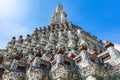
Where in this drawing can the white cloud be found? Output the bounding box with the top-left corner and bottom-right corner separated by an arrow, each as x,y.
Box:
0,0 -> 29,20
0,0 -> 30,49
0,0 -> 17,18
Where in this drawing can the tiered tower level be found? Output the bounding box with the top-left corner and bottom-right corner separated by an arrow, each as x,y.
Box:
0,4 -> 120,80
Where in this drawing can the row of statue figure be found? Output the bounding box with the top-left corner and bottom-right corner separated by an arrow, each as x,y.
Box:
6,23 -> 104,58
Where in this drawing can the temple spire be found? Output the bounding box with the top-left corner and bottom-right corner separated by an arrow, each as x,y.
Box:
50,4 -> 68,25
56,3 -> 64,12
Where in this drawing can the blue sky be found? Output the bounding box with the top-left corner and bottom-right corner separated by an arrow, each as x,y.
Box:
0,0 -> 120,49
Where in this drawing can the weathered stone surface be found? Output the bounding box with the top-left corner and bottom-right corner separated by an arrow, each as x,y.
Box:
0,3 -> 120,80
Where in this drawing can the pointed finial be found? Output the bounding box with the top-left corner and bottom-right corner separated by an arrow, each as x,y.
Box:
56,3 -> 63,12
49,3 -> 68,25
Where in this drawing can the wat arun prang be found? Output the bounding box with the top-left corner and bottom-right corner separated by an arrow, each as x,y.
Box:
0,4 -> 120,80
